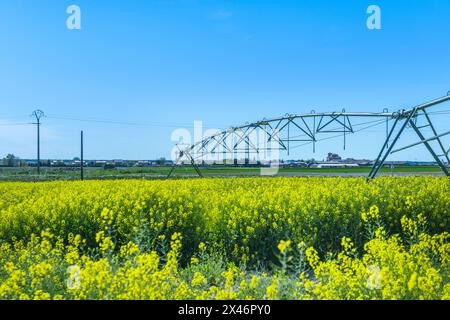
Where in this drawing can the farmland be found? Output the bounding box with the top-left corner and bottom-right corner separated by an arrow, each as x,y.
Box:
0,176 -> 449,299
0,165 -> 444,182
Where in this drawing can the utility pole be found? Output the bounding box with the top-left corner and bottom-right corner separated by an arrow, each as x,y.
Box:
81,130 -> 84,180
32,110 -> 45,174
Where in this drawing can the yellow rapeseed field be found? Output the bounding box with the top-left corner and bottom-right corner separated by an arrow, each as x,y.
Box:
0,176 -> 449,299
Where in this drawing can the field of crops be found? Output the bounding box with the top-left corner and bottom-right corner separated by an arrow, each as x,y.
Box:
0,165 -> 444,182
0,177 -> 449,300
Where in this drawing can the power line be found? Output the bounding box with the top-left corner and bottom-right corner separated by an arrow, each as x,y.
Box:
4,108 -> 450,130
0,122 -> 32,126
45,114 -> 229,129
428,109 -> 450,114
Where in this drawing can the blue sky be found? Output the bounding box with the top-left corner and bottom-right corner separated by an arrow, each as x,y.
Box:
1,0 -> 450,161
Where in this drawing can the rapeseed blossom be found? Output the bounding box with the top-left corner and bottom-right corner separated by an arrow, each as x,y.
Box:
0,177 -> 448,300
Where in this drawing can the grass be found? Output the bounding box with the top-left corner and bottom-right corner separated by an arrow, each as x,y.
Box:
0,165 -> 445,182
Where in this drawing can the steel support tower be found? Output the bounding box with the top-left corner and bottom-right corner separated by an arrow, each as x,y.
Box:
168,93 -> 450,179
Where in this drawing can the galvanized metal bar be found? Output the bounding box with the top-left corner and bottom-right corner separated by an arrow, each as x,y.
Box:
383,108 -> 390,149
300,116 -> 315,140
235,127 -> 260,152
167,146 -> 184,178
316,114 -> 340,132
312,111 -> 316,153
287,120 -> 290,156
408,121 -> 449,176
317,113 -> 353,133
403,94 -> 450,114
290,118 -> 314,140
368,116 -> 403,179
281,139 -> 317,142
346,116 -> 354,133
390,131 -> 450,154
258,124 -> 288,150
233,126 -> 255,149
423,109 -> 450,164
316,115 -> 324,133
269,119 -> 284,138
342,109 -> 348,150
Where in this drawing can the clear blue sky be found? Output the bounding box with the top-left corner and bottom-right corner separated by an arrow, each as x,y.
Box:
1,0 -> 450,161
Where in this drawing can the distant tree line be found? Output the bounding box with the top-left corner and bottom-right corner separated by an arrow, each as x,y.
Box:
0,154 -> 172,168
0,154 -> 27,167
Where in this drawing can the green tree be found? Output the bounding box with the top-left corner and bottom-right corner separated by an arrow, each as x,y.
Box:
156,157 -> 166,165
3,154 -> 19,167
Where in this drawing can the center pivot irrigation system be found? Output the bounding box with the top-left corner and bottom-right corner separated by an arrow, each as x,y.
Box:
168,93 -> 450,179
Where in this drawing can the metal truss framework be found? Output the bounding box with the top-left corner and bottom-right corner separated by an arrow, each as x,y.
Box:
168,94 -> 450,179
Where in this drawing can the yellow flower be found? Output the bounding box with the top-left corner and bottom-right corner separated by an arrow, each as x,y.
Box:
249,275 -> 260,290
361,205 -> 380,222
99,237 -> 115,253
171,232 -> 181,241
95,231 -> 104,243
191,272 -> 207,287
408,272 -> 418,291
277,240 -> 291,254
33,290 -> 51,300
266,278 -> 279,300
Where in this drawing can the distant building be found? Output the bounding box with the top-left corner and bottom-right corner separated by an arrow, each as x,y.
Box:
50,160 -> 66,167
95,160 -> 108,166
135,160 -> 152,167
326,153 -> 342,162
317,163 -> 359,169
282,160 -> 308,167
342,158 -> 373,166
